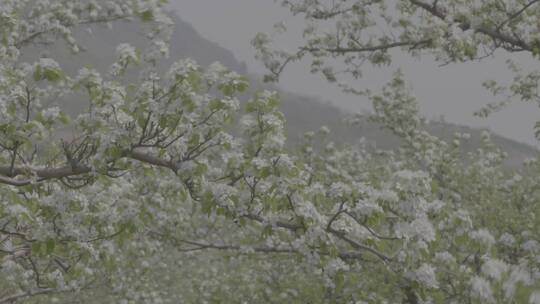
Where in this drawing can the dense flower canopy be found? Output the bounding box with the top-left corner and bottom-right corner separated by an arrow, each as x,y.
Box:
0,0 -> 539,303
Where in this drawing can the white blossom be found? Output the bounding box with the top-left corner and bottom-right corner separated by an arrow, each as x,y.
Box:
412,264 -> 439,289
469,229 -> 495,246
470,276 -> 494,302
481,258 -> 508,281
530,291 -> 540,304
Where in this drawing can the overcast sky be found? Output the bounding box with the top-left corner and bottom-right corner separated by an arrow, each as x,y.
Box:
170,0 -> 540,147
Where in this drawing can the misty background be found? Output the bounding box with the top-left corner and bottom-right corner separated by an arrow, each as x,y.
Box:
25,1 -> 539,168
171,0 -> 540,147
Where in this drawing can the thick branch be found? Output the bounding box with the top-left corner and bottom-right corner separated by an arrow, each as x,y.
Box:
0,165 -> 90,179
0,147 -> 178,186
174,239 -> 365,261
0,288 -> 57,304
303,39 -> 432,55
243,213 -> 391,263
176,239 -> 296,254
125,149 -> 176,171
327,227 -> 391,263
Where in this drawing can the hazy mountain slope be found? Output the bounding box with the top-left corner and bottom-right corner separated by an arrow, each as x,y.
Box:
22,13 -> 537,168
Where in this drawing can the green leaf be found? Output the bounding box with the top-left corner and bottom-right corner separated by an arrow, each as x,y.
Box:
31,242 -> 42,255
46,238 -> 55,254
140,10 -> 154,22
43,68 -> 63,82
33,65 -> 42,81
108,146 -> 123,159
220,83 -> 234,97
209,99 -> 224,111
58,112 -> 70,124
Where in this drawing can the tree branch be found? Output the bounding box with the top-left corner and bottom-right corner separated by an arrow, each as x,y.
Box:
408,0 -> 534,52
303,39 -> 433,55
0,147 -> 180,186
496,0 -> 540,31
0,288 -> 57,304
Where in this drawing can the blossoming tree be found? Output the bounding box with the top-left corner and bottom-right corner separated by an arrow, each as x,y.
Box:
0,0 -> 539,303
